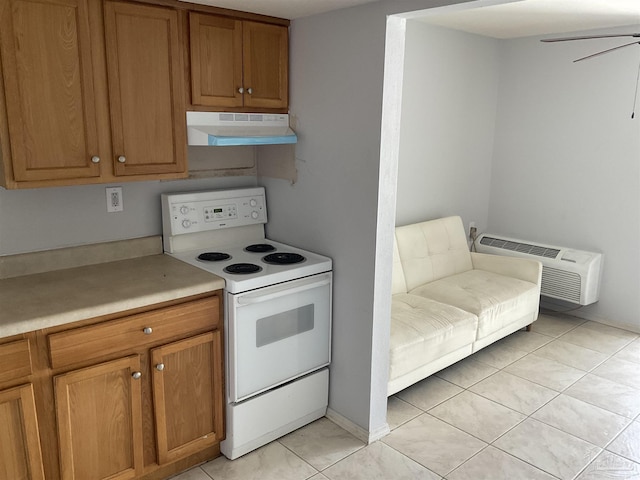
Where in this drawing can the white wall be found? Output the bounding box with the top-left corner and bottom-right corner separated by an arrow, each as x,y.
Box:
396,21 -> 499,231
490,29 -> 640,331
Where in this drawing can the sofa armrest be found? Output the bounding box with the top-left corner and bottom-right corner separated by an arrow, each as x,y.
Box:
471,252 -> 542,286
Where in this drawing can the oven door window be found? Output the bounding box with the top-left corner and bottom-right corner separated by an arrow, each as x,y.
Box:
256,304 -> 315,348
228,272 -> 332,402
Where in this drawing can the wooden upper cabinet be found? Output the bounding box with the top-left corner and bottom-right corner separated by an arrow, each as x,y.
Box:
242,21 -> 288,109
0,0 -> 102,182
104,1 -> 187,177
189,14 -> 243,108
189,14 -> 288,110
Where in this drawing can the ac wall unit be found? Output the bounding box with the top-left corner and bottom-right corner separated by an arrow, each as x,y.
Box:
475,234 -> 602,306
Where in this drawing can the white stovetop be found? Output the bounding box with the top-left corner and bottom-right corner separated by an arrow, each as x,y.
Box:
167,239 -> 332,294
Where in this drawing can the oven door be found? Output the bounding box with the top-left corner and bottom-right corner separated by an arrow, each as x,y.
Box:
227,272 -> 332,403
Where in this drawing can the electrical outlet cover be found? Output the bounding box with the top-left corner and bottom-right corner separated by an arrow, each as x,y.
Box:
106,187 -> 123,212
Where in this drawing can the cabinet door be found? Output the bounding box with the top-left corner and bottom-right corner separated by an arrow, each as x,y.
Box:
0,384 -> 45,480
54,355 -> 144,480
189,13 -> 243,108
104,1 -> 186,177
242,22 -> 288,109
151,331 -> 223,465
0,0 -> 101,182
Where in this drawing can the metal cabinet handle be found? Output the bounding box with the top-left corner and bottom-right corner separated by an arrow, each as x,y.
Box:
91,156 -> 100,164
143,327 -> 152,335
156,363 -> 165,371
238,87 -> 244,94
247,87 -> 253,95
117,155 -> 126,163
132,371 -> 142,379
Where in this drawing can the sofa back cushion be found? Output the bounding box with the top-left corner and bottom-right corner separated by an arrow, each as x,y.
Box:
395,216 -> 473,291
392,238 -> 408,294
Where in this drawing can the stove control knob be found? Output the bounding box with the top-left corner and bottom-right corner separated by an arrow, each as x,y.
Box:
250,199 -> 257,207
251,211 -> 259,219
182,219 -> 192,229
180,206 -> 189,215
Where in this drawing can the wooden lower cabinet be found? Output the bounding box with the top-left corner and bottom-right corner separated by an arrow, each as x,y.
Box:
152,331 -> 223,465
40,293 -> 224,480
54,356 -> 144,480
0,384 -> 45,480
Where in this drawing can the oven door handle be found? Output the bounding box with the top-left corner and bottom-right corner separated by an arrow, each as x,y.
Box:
236,277 -> 331,306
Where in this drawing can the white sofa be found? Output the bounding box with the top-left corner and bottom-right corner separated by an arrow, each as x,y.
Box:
388,216 -> 542,396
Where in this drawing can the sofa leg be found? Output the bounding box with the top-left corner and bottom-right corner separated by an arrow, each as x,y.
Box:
525,324 -> 532,332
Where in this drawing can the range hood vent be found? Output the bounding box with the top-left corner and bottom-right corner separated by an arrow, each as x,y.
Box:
187,111 -> 297,146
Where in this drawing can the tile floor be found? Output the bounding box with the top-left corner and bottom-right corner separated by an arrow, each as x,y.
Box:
170,312 -> 640,480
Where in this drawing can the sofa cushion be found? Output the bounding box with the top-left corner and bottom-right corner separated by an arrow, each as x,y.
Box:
395,216 -> 473,291
392,239 -> 408,295
389,294 -> 478,382
410,269 -> 539,341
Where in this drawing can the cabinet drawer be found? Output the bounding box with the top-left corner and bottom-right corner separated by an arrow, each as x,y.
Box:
49,296 -> 220,369
0,340 -> 32,384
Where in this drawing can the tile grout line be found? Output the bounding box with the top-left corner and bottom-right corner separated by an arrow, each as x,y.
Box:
389,317 -> 638,480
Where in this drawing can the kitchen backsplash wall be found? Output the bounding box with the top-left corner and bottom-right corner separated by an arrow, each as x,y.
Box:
0,175 -> 256,256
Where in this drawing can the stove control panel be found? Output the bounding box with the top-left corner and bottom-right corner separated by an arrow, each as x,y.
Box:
161,188 -> 267,236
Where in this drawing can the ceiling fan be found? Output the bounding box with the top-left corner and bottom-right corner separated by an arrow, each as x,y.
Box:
541,33 -> 640,62
541,33 -> 640,118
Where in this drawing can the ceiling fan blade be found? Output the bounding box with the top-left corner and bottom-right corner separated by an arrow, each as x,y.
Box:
574,41 -> 640,62
542,33 -> 640,43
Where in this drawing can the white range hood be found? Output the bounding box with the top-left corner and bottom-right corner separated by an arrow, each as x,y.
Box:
186,111 -> 297,146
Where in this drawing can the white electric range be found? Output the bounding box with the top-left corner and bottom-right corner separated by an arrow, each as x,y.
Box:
161,187 -> 332,460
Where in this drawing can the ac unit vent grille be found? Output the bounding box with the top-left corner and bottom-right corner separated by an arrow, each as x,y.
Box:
479,236 -> 560,259
541,267 -> 581,303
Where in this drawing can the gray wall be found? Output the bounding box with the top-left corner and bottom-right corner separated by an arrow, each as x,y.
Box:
489,29 -> 640,331
0,175 -> 255,254
260,0 -> 473,438
396,21 -> 499,231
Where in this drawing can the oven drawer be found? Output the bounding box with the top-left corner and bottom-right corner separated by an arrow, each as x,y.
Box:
0,339 -> 32,383
49,296 -> 220,369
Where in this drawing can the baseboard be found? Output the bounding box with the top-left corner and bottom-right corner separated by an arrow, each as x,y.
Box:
567,312 -> 640,334
325,408 -> 390,444
541,306 -> 640,334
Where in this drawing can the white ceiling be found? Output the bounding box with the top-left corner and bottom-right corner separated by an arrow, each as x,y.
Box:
412,0 -> 640,39
181,0 -> 640,38
177,0 -> 381,20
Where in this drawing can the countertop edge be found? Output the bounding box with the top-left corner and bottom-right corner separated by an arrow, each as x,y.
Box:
0,254 -> 225,339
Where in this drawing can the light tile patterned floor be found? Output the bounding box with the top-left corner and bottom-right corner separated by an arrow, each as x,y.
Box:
170,312 -> 640,480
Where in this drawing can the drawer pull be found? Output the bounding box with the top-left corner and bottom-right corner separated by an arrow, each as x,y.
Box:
132,371 -> 142,379
143,327 -> 153,335
156,363 -> 165,372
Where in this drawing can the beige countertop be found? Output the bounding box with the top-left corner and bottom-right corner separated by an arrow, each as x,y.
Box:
0,254 -> 224,338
